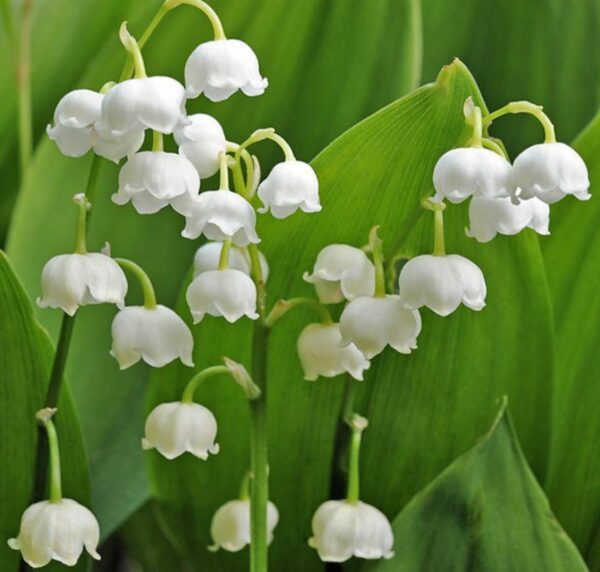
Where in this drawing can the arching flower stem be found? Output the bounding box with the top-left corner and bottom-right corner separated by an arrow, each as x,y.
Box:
114,258 -> 157,309
481,137 -> 508,159
181,365 -> 229,403
239,471 -> 251,501
239,128 -> 296,162
346,414 -> 368,504
36,408 -> 62,503
483,100 -> 556,143
264,297 -> 333,328
119,22 -> 147,79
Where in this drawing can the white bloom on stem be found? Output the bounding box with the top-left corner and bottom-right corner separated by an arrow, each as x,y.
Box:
185,39 -> 268,102
433,147 -> 514,203
193,242 -> 269,281
210,499 -> 279,552
308,500 -> 394,563
466,195 -> 550,243
8,499 -> 101,567
304,245 -> 375,304
512,142 -> 591,204
113,151 -> 200,216
182,191 -> 259,246
110,305 -> 194,369
186,269 -> 258,323
297,323 -> 370,381
142,401 -> 219,460
101,76 -> 187,135
339,296 -> 421,359
399,254 -> 486,316
174,113 -> 227,178
91,121 -> 145,164
257,160 -> 321,219
37,253 -> 128,316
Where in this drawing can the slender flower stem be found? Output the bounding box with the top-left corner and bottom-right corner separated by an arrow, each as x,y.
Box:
219,152 -> 230,190
119,22 -> 147,79
264,297 -> 333,328
114,258 -> 157,309
229,143 -> 256,199
346,415 -> 368,504
368,226 -> 386,297
483,100 -> 556,143
218,239 -> 232,270
181,365 -> 229,403
164,0 -> 226,40
239,471 -> 251,500
468,106 -> 483,148
73,194 -> 90,254
16,0 -> 33,179
36,409 -> 62,503
433,208 -> 445,256
152,130 -> 164,152
240,128 -> 296,162
481,137 -> 508,159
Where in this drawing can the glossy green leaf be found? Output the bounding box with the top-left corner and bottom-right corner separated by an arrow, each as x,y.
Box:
364,401 -> 586,572
0,251 -> 89,571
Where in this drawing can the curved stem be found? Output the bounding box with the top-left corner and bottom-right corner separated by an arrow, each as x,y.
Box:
240,128 -> 296,162
114,258 -> 157,309
119,22 -> 147,79
239,471 -> 251,501
181,365 -> 229,403
346,415 -> 367,504
218,239 -> 231,270
164,0 -> 226,40
483,100 -> 556,143
16,0 -> 33,179
481,137 -> 508,159
264,297 -> 333,328
36,410 -> 62,503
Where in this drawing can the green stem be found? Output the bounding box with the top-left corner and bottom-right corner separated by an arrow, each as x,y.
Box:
368,226 -> 386,297
119,22 -> 147,79
219,152 -> 230,190
433,208 -> 445,256
164,0 -> 226,40
481,137 -> 508,159
17,0 -> 33,179
240,129 -> 296,162
36,410 -> 62,503
44,315 -> 76,408
73,195 -> 89,254
468,105 -> 483,147
264,297 -> 333,328
248,244 -> 266,317
483,100 -> 556,143
218,239 -> 231,270
152,130 -> 164,152
181,365 -> 229,403
239,471 -> 251,501
114,258 -> 157,309
346,415 -> 367,504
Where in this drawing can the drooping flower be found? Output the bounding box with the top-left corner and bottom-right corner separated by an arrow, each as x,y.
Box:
257,160 -> 321,219
186,269 -> 258,323
210,499 -> 279,552
185,39 -> 268,102
91,121 -> 145,164
297,323 -> 370,381
110,305 -> 194,369
433,147 -> 514,203
512,142 -> 591,204
142,401 -> 219,460
8,499 -> 101,567
193,242 -> 269,281
304,245 -> 375,304
308,500 -> 394,562
339,296 -> 421,359
466,195 -> 550,243
174,113 -> 227,178
399,254 -> 486,316
182,191 -> 259,246
37,252 -> 128,316
113,151 -> 200,216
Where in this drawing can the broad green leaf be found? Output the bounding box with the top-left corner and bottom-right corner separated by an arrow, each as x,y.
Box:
364,401 -> 586,572
0,251 -> 89,571
145,60 -> 554,570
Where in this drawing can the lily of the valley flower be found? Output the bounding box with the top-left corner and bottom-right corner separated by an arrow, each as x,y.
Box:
110,305 -> 194,369
174,113 -> 227,178
466,195 -> 550,243
193,242 -> 269,281
340,296 -> 421,358
257,160 -> 321,219
210,499 -> 279,552
304,245 -> 375,304
297,323 -> 370,381
186,268 -> 258,323
512,142 -> 591,204
399,254 -> 487,316
142,401 -> 219,460
182,191 -> 259,245
113,151 -> 200,216
433,147 -> 514,203
185,39 -> 268,102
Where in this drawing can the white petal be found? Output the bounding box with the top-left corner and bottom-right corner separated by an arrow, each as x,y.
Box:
53,89 -> 103,128
47,123 -> 92,157
193,242 -> 249,276
92,121 -> 145,163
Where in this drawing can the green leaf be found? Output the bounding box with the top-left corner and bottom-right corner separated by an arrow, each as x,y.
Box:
0,251 -> 89,571
363,400 -> 587,572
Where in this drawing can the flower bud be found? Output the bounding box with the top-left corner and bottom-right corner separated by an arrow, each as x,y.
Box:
399,254 -> 486,316
339,296 -> 421,358
185,39 -> 268,102
186,269 -> 258,323
37,253 -> 128,316
142,401 -> 219,460
304,245 -> 375,304
210,499 -> 279,552
193,242 -> 269,281
8,499 -> 101,567
110,305 -> 194,369
308,500 -> 394,562
297,323 -> 370,381
512,142 -> 590,204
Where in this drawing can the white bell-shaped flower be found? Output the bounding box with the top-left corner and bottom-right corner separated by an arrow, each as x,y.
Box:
297,323 -> 370,381
186,269 -> 258,323
91,120 -> 145,164
47,123 -> 94,157
399,254 -> 486,316
142,401 -> 219,460
512,142 -> 591,204
304,245 -> 375,304
257,160 -> 321,219
110,305 -> 194,369
308,500 -> 394,562
37,253 -> 128,316
466,195 -> 550,243
339,296 -> 421,359
8,499 -> 101,567
433,147 -> 514,203
193,242 -> 269,281
113,151 -> 200,216
185,39 -> 268,102
182,191 -> 259,246
174,113 -> 227,178
210,499 -> 279,552
101,76 -> 187,135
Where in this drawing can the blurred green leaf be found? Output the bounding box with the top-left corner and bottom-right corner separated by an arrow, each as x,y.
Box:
364,400 -> 586,572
